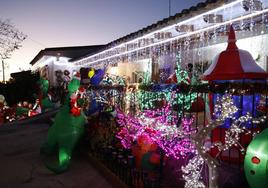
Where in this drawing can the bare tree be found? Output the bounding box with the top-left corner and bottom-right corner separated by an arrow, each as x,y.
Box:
0,19 -> 27,82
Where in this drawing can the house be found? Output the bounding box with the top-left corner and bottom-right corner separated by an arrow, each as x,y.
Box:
30,0 -> 268,84
30,45 -> 104,86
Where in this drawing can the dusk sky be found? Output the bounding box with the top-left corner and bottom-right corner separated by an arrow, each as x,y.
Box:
0,0 -> 203,76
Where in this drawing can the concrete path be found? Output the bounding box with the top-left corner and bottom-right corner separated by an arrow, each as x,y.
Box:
0,123 -> 114,188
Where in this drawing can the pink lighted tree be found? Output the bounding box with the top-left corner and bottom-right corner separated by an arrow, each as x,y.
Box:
116,105 -> 196,160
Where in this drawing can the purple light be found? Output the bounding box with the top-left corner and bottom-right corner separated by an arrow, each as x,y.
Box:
116,106 -> 196,159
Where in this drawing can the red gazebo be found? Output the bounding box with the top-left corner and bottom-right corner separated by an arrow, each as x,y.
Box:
202,25 -> 268,163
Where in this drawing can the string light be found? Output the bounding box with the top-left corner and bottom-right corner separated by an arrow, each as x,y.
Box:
182,155 -> 205,188
182,93 -> 266,188
116,105 -> 196,159
86,82 -> 267,188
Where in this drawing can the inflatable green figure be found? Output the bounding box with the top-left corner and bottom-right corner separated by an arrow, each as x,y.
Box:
39,77 -> 54,111
41,76 -> 86,173
244,128 -> 268,188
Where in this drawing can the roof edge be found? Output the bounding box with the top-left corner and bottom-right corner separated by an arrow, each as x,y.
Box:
30,45 -> 105,66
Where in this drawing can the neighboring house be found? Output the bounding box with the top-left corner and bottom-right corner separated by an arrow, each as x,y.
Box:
30,45 -> 104,86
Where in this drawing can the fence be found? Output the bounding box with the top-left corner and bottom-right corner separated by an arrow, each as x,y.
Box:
85,82 -> 268,187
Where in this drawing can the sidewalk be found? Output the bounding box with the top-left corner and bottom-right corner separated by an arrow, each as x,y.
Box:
0,123 -> 114,188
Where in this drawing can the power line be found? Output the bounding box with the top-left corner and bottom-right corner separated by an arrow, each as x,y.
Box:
28,36 -> 47,48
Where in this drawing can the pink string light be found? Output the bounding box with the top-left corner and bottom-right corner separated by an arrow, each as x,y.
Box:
116,106 -> 196,159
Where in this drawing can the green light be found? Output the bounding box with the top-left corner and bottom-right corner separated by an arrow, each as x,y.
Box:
244,128 -> 268,188
59,148 -> 71,166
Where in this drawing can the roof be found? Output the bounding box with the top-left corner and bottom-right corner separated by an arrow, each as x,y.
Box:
72,0 -> 224,62
105,0 -> 221,47
202,25 -> 268,80
30,0 -> 226,64
10,70 -> 32,79
30,45 -> 105,65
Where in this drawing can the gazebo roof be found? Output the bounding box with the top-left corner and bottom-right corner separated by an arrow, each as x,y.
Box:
202,25 -> 268,81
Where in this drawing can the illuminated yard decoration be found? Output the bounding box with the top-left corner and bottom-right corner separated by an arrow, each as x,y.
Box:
174,53 -> 190,85
39,77 -> 54,112
116,109 -> 142,149
203,25 -> 268,128
244,128 -> 268,188
84,73 -> 126,115
182,93 -> 266,188
132,54 -> 197,115
182,25 -> 268,188
41,76 -> 87,173
140,108 -> 196,159
117,89 -> 266,187
102,73 -> 126,86
182,155 -> 205,188
116,105 -> 196,159
172,54 -> 197,109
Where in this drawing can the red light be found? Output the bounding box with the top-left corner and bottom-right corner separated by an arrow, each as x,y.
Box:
251,156 -> 260,164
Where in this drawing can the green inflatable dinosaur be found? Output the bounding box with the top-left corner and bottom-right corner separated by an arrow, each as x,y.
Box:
41,77 -> 86,173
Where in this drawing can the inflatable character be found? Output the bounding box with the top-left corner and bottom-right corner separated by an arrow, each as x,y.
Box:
41,74 -> 86,173
132,134 -> 160,171
80,67 -> 105,86
0,95 -> 7,124
28,99 -> 42,117
80,67 -> 106,116
244,128 -> 268,188
39,77 -> 54,112
16,101 -> 30,119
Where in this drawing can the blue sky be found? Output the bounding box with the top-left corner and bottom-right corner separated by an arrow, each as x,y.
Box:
0,0 -> 203,74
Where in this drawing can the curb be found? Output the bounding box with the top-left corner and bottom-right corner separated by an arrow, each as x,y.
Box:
1,108 -> 59,126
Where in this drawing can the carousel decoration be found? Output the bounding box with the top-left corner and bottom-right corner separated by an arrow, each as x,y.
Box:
203,25 -> 268,127
190,24 -> 268,187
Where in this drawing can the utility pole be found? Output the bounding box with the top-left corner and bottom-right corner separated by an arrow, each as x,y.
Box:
169,0 -> 171,17
1,60 -> 4,83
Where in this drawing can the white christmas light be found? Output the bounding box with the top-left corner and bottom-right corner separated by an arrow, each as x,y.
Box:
182,93 -> 266,188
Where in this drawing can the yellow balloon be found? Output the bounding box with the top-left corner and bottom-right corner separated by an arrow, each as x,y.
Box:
88,69 -> 95,78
